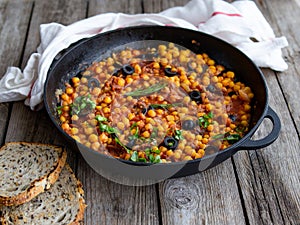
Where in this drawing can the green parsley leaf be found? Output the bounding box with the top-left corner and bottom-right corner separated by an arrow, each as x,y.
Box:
150,127 -> 158,139
56,105 -> 63,115
212,132 -> 242,144
174,130 -> 183,140
71,94 -> 96,115
145,148 -> 151,156
114,136 -> 131,153
95,115 -> 107,122
153,155 -> 161,163
138,158 -> 147,162
199,112 -> 214,128
130,151 -> 138,162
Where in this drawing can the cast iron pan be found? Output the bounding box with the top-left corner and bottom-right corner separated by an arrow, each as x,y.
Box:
44,26 -> 281,185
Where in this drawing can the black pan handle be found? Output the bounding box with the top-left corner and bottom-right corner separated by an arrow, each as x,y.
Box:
238,106 -> 281,150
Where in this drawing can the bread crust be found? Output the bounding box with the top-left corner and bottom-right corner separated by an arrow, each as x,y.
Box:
0,142 -> 67,206
65,164 -> 87,225
0,164 -> 86,225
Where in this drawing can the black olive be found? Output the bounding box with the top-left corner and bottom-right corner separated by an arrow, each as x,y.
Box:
147,105 -> 154,111
207,84 -> 216,93
228,114 -> 237,122
141,105 -> 154,115
189,90 -> 202,103
112,69 -> 121,77
164,67 -> 177,77
141,107 -> 147,115
182,120 -> 196,130
75,71 -> 83,79
126,139 -> 136,149
122,65 -> 135,75
163,136 -> 178,150
88,78 -> 100,88
228,91 -> 236,97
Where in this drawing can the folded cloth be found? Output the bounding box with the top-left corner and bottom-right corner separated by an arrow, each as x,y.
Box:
0,0 -> 288,110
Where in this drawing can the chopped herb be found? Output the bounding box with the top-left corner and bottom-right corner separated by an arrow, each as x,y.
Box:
56,105 -> 63,115
138,158 -> 147,162
95,115 -> 117,134
145,148 -> 151,156
198,112 -> 214,128
95,115 -> 131,152
130,151 -> 138,162
114,136 -> 131,153
99,123 -> 118,134
130,122 -> 138,129
129,126 -> 139,140
143,147 -> 161,163
235,125 -> 246,133
225,134 -> 242,143
212,133 -> 225,139
95,115 -> 108,122
152,155 -> 161,163
124,82 -> 167,97
71,94 -> 96,115
149,154 -> 154,162
174,130 -> 183,140
212,132 -> 242,144
150,127 -> 158,139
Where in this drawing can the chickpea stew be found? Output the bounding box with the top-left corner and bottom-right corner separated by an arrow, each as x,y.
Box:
56,40 -> 254,163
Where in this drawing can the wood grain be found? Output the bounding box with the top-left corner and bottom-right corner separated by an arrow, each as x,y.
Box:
0,0 -> 33,145
4,0 -> 87,168
159,160 -> 246,225
88,0 -> 143,16
232,1 -> 300,224
77,157 -> 160,225
259,0 -> 300,134
142,0 -> 190,13
232,69 -> 300,224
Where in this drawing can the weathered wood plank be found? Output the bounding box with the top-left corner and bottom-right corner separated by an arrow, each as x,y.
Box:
232,0 -> 300,224
77,157 -> 160,225
159,160 -> 246,225
88,0 -> 143,16
5,0 -> 87,161
0,0 -> 33,144
142,0 -> 190,13
20,0 -> 87,68
0,0 -> 33,76
233,69 -> 300,224
257,0 -> 300,133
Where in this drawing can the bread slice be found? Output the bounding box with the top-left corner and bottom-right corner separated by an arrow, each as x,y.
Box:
0,164 -> 86,225
0,142 -> 67,206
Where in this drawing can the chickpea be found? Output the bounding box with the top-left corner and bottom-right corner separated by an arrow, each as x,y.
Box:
147,109 -> 156,117
88,134 -> 98,143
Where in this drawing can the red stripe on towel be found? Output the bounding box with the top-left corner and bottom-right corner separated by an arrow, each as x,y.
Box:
211,11 -> 242,17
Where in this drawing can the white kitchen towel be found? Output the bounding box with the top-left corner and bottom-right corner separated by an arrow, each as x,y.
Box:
0,0 -> 288,110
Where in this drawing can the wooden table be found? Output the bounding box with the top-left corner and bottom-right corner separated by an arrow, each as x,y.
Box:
1,0 -> 299,224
